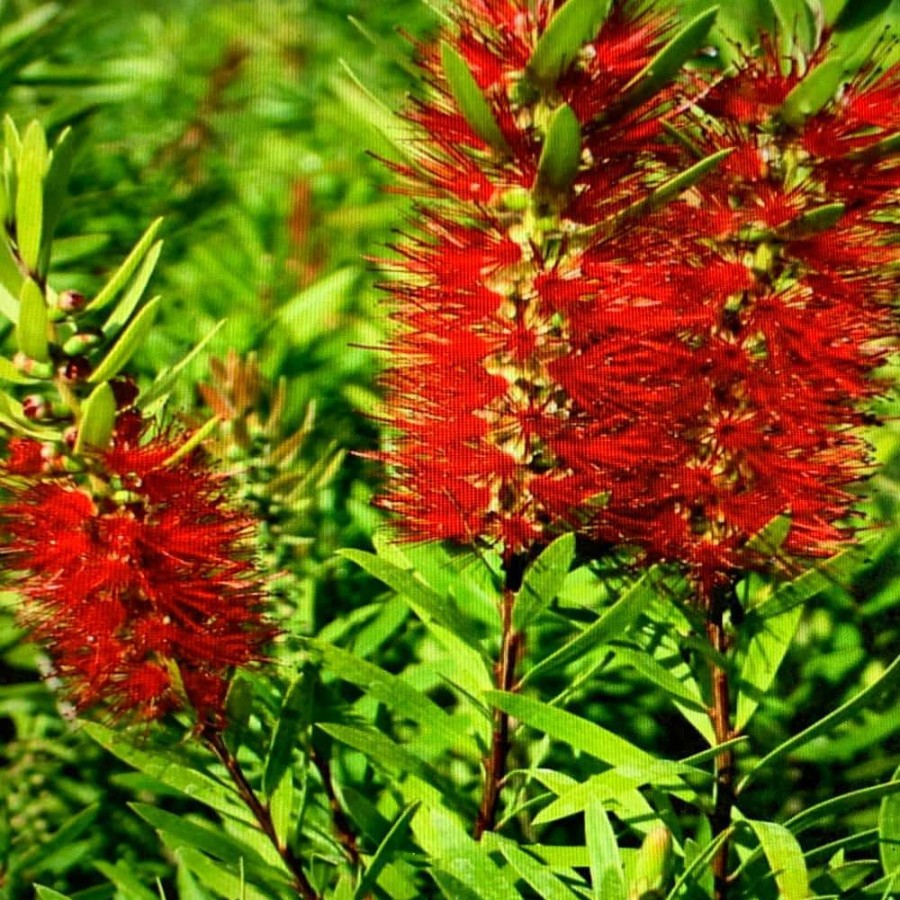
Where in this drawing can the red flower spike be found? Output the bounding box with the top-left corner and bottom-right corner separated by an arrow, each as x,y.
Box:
379,1 -> 898,599
1,430 -> 274,724
377,0 -> 694,563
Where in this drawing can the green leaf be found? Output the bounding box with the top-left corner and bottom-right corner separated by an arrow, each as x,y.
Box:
130,803 -> 285,884
16,120 -> 47,272
664,828 -> 732,900
305,638 -> 476,757
514,533 -> 576,631
536,103 -> 582,199
102,240 -> 162,336
86,217 -> 163,312
781,58 -> 845,126
786,782 -> 900,837
743,513 -> 792,558
82,722 -> 252,823
339,548 -> 488,658
880,765 -> 900,879
16,276 -> 48,361
610,148 -> 733,229
769,0 -> 824,56
15,804 -> 99,872
744,819 -> 810,900
353,803 -> 420,900
262,669 -> 313,797
88,295 -> 160,383
412,806 -> 521,900
440,41 -> 508,152
94,861 -> 159,900
520,572 -> 654,686
735,602 -> 803,731
533,770 -> 658,827
616,8 -> 720,113
317,722 -> 447,809
41,126 -> 79,266
527,0 -> 613,86
586,801 -> 626,900
484,833 -> 583,900
738,651 -> 900,794
612,644 -> 707,711
34,888 -> 74,900
275,268 -> 359,346
74,381 -> 116,454
486,691 -> 702,785
174,848 -> 274,900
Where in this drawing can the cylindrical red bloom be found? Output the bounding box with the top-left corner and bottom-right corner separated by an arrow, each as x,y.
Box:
376,0 -> 692,560
378,0 -> 897,593
1,430 -> 274,724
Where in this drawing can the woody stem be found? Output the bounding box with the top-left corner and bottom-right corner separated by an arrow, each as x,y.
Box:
474,581 -> 521,839
201,727 -> 319,900
706,593 -> 735,900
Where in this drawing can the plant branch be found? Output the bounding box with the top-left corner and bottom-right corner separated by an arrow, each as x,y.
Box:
705,589 -> 736,900
474,582 -> 521,839
200,726 -> 320,900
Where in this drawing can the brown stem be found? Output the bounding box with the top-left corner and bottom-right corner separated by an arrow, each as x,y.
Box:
705,593 -> 735,900
474,584 -> 521,839
201,726 -> 319,900
310,745 -> 361,866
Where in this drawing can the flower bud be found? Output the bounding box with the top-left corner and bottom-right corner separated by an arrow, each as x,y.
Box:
22,395 -> 50,420
57,290 -> 86,314
628,826 -> 673,900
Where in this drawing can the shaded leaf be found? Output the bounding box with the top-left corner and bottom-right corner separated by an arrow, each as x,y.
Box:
880,765 -> 900,879
738,652 -> 900,794
745,819 -> 810,900
514,532 -> 576,631
353,802 -> 420,900
520,572 -> 655,686
586,801 -> 626,900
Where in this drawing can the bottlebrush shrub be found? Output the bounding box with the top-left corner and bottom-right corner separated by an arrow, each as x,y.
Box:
376,0 -> 898,602
0,425 -> 273,724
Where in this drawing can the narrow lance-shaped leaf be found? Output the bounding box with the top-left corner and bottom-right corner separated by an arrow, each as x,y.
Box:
614,8 -> 720,114
39,125 -> 79,274
527,0 -> 613,86
16,277 -> 49,362
629,826 -> 674,899
514,532 -> 576,631
780,58 -> 844,126
535,103 -> 582,201
441,41 -> 509,153
89,295 -> 161,383
102,238 -> 162,336
744,819 -> 810,900
263,668 -> 312,798
85,217 -> 163,312
74,382 -> 116,454
586,801 -> 626,900
16,121 -> 47,273
880,764 -> 900,879
353,803 -> 420,900
734,602 -> 803,731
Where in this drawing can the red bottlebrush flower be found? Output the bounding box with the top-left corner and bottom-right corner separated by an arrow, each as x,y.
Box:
1,429 -> 274,725
624,40 -> 900,595
378,0 -> 897,598
376,0 -> 694,562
